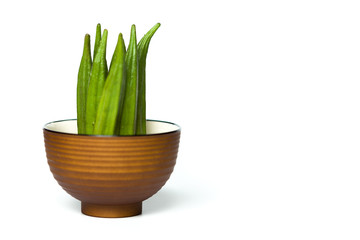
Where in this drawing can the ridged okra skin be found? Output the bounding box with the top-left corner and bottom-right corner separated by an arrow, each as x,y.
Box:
77,34 -> 92,134
136,23 -> 161,135
119,25 -> 138,135
93,33 -> 126,135
93,23 -> 102,59
85,29 -> 108,134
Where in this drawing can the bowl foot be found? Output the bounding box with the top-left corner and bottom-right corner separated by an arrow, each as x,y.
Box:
81,202 -> 142,218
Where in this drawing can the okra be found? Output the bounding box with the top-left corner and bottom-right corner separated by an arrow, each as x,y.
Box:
93,24 -> 102,59
77,34 -> 92,134
136,23 -> 161,135
93,33 -> 126,135
119,25 -> 138,135
85,29 -> 108,134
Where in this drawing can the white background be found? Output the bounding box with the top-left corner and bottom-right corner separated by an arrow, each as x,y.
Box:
1,0 -> 360,239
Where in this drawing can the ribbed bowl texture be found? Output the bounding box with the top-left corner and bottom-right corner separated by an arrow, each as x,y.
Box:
43,119 -> 180,217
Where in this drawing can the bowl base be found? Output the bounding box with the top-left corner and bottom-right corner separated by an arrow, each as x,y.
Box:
81,202 -> 142,218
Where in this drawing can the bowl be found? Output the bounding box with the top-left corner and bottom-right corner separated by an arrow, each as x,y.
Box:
43,119 -> 181,218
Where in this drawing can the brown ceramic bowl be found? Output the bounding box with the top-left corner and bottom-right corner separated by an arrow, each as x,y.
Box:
43,119 -> 180,218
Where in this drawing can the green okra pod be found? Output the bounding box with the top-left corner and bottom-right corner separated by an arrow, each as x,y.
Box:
77,34 -> 92,134
136,23 -> 161,135
93,33 -> 126,135
93,23 -> 102,59
119,24 -> 138,135
85,29 -> 108,134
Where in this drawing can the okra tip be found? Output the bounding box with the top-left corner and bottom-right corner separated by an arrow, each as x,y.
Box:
96,23 -> 101,34
84,34 -> 90,43
103,29 -> 108,36
149,23 -> 161,33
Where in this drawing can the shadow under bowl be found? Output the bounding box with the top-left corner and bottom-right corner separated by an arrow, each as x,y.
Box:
43,119 -> 181,218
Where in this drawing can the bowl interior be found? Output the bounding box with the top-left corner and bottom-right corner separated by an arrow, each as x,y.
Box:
44,119 -> 180,135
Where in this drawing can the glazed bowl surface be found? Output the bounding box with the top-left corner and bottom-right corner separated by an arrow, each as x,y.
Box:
43,119 -> 180,218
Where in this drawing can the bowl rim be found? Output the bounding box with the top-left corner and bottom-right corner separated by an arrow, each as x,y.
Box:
43,119 -> 181,137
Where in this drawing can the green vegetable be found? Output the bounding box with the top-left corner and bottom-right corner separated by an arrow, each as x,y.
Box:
93,33 -> 126,135
136,23 -> 161,135
85,29 -> 108,134
93,23 -> 102,59
77,34 -> 92,134
76,24 -> 160,136
119,25 -> 138,135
